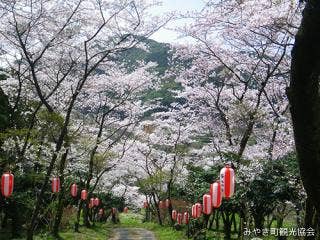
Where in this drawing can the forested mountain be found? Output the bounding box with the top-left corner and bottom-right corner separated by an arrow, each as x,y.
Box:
115,36 -> 184,110
116,36 -> 172,75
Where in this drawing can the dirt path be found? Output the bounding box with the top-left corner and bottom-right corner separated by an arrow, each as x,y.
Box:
108,228 -> 156,240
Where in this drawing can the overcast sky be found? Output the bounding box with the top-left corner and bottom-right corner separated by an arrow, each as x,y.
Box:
149,0 -> 205,43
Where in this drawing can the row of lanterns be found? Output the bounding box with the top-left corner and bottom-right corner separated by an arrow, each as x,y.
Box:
52,178 -> 130,214
172,210 -> 189,225
143,198 -> 170,210
93,207 -> 130,217
190,165 -> 235,219
0,173 -> 99,203
3,165 -> 233,217
1,173 -> 130,216
142,164 -> 235,224
51,178 -> 99,204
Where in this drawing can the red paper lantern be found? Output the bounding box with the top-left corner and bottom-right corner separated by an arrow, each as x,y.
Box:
51,177 -> 60,193
165,199 -> 170,208
70,183 -> 77,197
171,209 -> 177,221
220,164 -> 235,199
90,197 -> 95,208
143,201 -> 148,208
98,208 -> 104,215
159,200 -> 165,209
183,212 -> 189,224
112,207 -> 117,214
1,172 -> 14,198
210,181 -> 222,208
94,197 -> 100,206
124,207 -> 128,213
193,203 -> 202,218
177,213 -> 183,225
81,189 -> 88,200
191,205 -> 196,218
203,194 -> 212,215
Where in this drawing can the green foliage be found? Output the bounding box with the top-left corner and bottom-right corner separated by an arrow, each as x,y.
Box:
181,164 -> 221,203
97,192 -> 126,211
138,170 -> 170,195
37,109 -> 64,141
0,88 -> 10,131
92,151 -> 117,174
236,153 -> 303,225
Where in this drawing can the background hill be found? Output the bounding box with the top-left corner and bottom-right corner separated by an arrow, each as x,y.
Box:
116,37 -> 184,113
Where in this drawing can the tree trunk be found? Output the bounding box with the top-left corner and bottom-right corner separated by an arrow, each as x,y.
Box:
151,192 -> 162,225
276,217 -> 285,240
52,148 -> 69,237
296,206 -> 302,228
167,166 -> 176,226
305,198 -> 317,240
10,200 -> 21,238
166,182 -> 174,225
144,198 -> 150,222
82,112 -> 107,228
0,88 -> 10,132
26,151 -> 60,240
111,211 -> 117,224
82,201 -> 91,227
27,99 -> 75,239
167,200 -> 174,225
238,209 -> 246,240
221,211 -> 232,239
215,210 -> 220,230
231,212 -> 237,232
288,2 -> 320,239
74,201 -> 83,232
1,208 -> 7,228
203,214 -> 210,229
268,216 -> 275,230
208,211 -> 215,230
253,213 -> 264,236
238,217 -> 244,240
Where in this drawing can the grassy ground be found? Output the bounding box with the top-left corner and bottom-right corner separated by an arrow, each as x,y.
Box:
0,223 -> 109,240
35,223 -> 109,240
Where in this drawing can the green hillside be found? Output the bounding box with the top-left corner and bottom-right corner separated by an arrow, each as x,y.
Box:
116,36 -> 172,75
116,36 -> 184,111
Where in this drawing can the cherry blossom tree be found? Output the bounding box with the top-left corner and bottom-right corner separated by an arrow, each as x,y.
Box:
0,0 -> 169,238
70,62 -> 159,230
166,0 -> 302,237
172,0 -> 300,162
115,106 -> 195,225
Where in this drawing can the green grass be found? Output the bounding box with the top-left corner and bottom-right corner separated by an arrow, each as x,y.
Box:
0,223 -> 109,240
36,223 -> 109,240
106,212 -> 188,240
